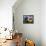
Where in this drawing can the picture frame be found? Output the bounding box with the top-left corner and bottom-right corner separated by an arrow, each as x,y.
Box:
23,15 -> 34,24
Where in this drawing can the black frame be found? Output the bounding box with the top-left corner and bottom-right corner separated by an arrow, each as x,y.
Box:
23,15 -> 34,24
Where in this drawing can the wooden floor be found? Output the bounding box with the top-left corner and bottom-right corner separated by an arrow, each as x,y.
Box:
0,39 -> 16,46
0,33 -> 23,46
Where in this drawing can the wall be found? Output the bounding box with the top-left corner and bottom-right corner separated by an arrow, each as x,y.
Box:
13,0 -> 41,46
41,0 -> 46,46
0,0 -> 16,30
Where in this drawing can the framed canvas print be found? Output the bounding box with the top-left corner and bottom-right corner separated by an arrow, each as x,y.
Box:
23,15 -> 34,24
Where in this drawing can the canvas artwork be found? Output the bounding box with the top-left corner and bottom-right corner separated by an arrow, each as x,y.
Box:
23,15 -> 34,24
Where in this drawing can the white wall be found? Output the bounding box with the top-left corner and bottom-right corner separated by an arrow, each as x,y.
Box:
41,0 -> 46,46
0,0 -> 16,29
13,0 -> 41,46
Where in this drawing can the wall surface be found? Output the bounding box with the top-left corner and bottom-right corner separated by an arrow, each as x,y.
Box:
0,0 -> 16,29
41,0 -> 46,46
13,0 -> 41,46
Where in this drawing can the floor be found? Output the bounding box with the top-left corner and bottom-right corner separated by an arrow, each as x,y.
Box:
0,33 -> 23,46
0,39 -> 16,46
